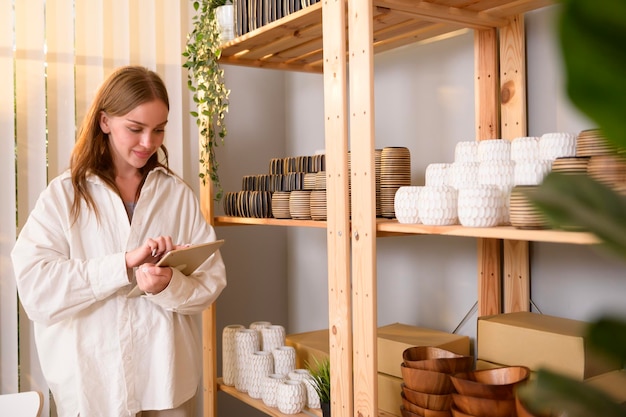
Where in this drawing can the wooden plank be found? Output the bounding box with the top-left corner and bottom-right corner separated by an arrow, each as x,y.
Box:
474,27 -> 501,317
218,379 -> 322,417
199,131 -> 217,417
349,0 -> 378,415
322,0 -> 353,415
374,221 -> 599,245
477,238 -> 502,316
499,15 -> 530,315
474,28 -> 499,141
503,240 -> 530,312
374,0 -> 509,29
499,14 -> 526,141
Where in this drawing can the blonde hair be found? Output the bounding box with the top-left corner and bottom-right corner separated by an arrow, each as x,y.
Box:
70,66 -> 172,222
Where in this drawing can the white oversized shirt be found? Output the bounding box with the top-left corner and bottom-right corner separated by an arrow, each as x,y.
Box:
11,168 -> 227,417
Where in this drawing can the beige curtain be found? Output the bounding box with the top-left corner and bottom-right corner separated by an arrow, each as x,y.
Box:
0,1 -> 195,416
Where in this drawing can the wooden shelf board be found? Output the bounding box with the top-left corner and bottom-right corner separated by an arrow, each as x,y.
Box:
214,216 -> 597,245
214,216 -> 327,228
376,219 -> 599,245
218,378 -> 322,417
218,0 -> 552,70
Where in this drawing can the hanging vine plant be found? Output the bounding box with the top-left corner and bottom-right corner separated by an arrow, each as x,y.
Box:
183,0 -> 231,201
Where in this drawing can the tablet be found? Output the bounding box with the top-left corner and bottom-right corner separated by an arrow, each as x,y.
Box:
127,239 -> 224,297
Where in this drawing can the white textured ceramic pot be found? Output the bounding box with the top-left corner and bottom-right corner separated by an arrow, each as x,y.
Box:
222,324 -> 245,386
457,185 -> 502,227
272,346 -> 296,376
248,351 -> 274,399
394,186 -> 422,224
262,373 -> 287,408
261,324 -> 285,353
417,185 -> 458,226
276,380 -> 307,414
234,329 -> 260,392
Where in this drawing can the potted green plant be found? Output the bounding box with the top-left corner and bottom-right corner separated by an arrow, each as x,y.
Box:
183,0 -> 231,201
307,356 -> 331,417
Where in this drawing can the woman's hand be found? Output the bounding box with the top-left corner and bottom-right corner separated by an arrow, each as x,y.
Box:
135,263 -> 174,295
125,236 -> 175,269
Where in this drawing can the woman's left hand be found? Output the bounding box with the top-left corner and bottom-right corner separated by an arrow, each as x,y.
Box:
135,263 -> 174,295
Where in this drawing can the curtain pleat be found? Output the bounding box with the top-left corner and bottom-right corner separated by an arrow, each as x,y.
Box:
1,1 -> 193,415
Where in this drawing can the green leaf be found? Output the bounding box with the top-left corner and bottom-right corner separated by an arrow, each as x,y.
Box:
526,172 -> 626,260
586,317 -> 626,364
517,369 -> 626,417
559,0 -> 626,151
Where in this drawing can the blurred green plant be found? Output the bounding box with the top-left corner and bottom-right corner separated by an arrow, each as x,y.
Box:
519,0 -> 626,415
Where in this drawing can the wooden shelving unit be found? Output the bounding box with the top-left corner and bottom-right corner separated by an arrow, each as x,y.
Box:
200,1 -> 567,417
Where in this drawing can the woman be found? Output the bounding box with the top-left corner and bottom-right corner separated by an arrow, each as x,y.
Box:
11,66 -> 227,417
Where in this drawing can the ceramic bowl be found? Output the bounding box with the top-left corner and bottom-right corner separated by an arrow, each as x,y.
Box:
401,364 -> 455,394
448,162 -> 480,190
452,393 -> 515,417
402,384 -> 453,411
403,346 -> 473,374
417,186 -> 458,226
539,132 -> 577,161
450,366 -> 531,400
425,163 -> 451,186
457,185 -> 503,228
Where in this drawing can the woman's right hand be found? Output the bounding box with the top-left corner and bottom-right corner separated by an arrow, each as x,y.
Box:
125,236 -> 174,269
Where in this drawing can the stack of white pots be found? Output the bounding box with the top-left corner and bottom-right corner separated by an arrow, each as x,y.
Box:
394,133 -> 576,227
222,321 -> 320,414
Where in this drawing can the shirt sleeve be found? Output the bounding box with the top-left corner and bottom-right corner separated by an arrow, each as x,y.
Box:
144,185 -> 227,313
11,181 -> 131,325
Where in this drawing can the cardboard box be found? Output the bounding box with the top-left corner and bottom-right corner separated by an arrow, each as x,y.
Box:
378,372 -> 403,416
377,323 -> 470,378
584,370 -> 626,404
286,323 -> 470,378
477,312 -> 621,380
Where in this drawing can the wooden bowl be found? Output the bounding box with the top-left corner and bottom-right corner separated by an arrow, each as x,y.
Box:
401,364 -> 455,394
515,393 -> 559,417
401,405 -> 452,417
450,404 -> 474,417
452,393 -> 515,417
402,384 -> 453,411
403,346 -> 474,374
450,366 -> 531,399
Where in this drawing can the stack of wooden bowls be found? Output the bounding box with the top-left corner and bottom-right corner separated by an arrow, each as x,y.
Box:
449,366 -> 531,417
400,347 -> 474,417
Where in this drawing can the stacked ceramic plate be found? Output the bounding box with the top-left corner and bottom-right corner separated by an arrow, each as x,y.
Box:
576,129 -> 615,157
376,149 -> 382,217
235,191 -> 273,218
223,191 -> 239,216
304,173 -> 317,190
315,171 -> 327,190
587,154 -> 626,195
310,190 -> 327,221
508,186 -> 549,229
289,191 -> 312,220
551,157 -> 590,175
380,147 -> 411,218
272,192 -> 291,219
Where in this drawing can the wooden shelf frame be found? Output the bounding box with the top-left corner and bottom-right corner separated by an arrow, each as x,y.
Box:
217,0 -> 552,72
202,1 -> 561,417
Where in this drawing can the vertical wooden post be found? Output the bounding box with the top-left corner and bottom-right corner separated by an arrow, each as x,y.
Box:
200,131 -> 217,417
322,0 -> 353,415
475,28 -> 502,317
348,0 -> 378,416
500,15 -> 531,313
